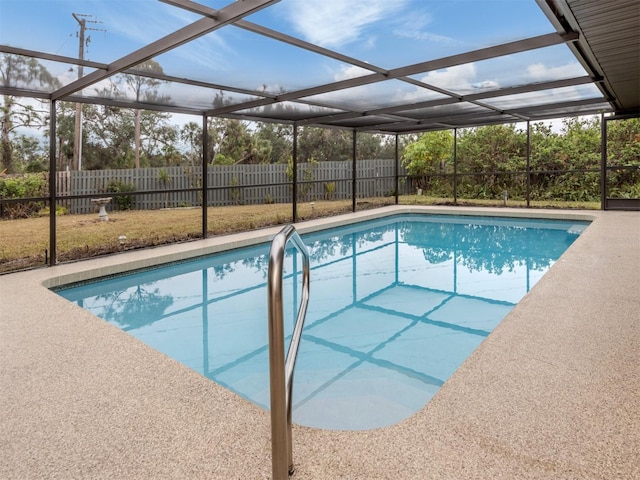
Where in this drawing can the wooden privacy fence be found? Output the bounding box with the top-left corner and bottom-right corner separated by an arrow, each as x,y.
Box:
57,159 -> 409,214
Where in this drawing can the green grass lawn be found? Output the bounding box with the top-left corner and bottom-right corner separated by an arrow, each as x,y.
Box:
0,196 -> 598,273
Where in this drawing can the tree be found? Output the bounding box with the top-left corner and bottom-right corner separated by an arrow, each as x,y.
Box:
205,118 -> 255,164
401,130 -> 454,190
607,117 -> 640,166
356,133 -> 385,160
67,75 -> 179,170
456,124 -> 526,198
51,102 -> 77,171
1,54 -> 60,173
559,116 -> 600,170
180,121 -> 203,166
528,121 -> 567,200
12,134 -> 46,172
606,117 -> 640,197
530,121 -> 563,171
240,136 -> 272,164
298,127 -> 351,162
120,60 -> 168,168
219,119 -> 252,163
138,110 -> 179,167
81,102 -> 135,169
457,124 -> 526,173
254,122 -> 292,163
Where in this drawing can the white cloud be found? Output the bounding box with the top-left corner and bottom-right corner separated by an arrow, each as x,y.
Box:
419,63 -> 489,93
392,12 -> 455,44
526,62 -> 586,81
284,0 -> 408,48
485,83 -> 602,110
333,64 -> 376,82
392,63 -> 501,102
474,61 -> 597,110
393,85 -> 445,104
98,2 -> 196,47
397,31 -> 455,43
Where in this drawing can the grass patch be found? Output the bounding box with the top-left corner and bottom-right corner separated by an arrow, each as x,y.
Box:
399,195 -> 600,210
0,196 -> 597,274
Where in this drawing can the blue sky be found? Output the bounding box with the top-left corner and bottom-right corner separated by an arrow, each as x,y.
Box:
0,0 -> 602,120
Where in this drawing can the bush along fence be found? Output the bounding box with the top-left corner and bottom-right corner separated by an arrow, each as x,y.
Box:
51,159 -> 408,214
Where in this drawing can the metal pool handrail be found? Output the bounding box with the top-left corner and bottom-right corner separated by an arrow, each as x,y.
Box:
267,224 -> 310,479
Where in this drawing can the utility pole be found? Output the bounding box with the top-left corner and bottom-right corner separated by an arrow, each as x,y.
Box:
72,13 -> 103,171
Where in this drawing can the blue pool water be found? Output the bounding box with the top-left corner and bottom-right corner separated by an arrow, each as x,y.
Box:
57,214 -> 587,430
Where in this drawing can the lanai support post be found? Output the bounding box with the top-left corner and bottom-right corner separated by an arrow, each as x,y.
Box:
600,113 -> 607,210
453,128 -> 458,205
526,121 -> 531,208
394,134 -> 399,205
48,100 -> 57,266
293,124 -> 298,222
352,129 -> 357,212
202,113 -> 208,237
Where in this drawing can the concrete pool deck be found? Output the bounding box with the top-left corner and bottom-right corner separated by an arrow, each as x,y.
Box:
1,206 -> 638,479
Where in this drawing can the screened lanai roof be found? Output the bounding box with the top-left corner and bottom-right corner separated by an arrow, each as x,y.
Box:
1,0 -> 638,134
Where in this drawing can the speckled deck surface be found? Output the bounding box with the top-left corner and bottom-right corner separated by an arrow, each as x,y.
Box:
1,206 -> 639,479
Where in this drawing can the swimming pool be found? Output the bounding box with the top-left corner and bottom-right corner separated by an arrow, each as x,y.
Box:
57,214 -> 587,430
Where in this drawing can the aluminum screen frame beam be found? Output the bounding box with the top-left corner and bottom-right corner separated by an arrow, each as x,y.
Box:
164,0 -> 592,127
294,75 -> 597,128
206,31 -> 579,117
0,44 -> 272,103
536,0 -> 615,108
163,0 -> 389,77
50,0 -> 280,101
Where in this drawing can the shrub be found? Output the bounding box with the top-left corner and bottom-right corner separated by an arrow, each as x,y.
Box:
286,157 -> 318,200
0,173 -> 47,218
230,175 -> 241,204
106,179 -> 136,210
37,205 -> 68,216
323,181 -> 336,200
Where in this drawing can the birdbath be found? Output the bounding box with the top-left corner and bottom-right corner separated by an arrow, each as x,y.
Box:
91,197 -> 112,221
